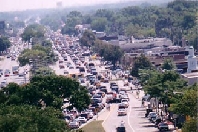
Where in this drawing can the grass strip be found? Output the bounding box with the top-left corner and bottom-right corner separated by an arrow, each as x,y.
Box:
81,120 -> 105,132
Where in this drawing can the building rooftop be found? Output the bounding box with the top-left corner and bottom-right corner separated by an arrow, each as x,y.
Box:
182,72 -> 198,78
119,38 -> 172,50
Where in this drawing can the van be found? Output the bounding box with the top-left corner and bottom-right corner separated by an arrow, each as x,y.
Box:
1,80 -> 7,88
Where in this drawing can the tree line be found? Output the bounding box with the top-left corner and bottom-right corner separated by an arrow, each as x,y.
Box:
40,0 -> 197,50
0,75 -> 90,131
19,24 -> 58,76
80,30 -> 124,68
0,36 -> 10,53
132,55 -> 197,132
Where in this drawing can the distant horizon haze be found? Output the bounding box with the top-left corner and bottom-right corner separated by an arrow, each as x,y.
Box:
0,0 -> 159,12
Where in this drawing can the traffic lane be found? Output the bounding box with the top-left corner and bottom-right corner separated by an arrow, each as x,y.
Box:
1,52 -> 29,79
127,92 -> 158,132
102,103 -> 134,132
0,44 -> 29,84
102,104 -> 123,132
50,61 -> 64,75
0,58 -> 16,83
115,81 -> 158,132
51,60 -> 79,76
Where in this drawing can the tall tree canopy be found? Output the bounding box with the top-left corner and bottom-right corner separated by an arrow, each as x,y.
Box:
169,84 -> 198,117
0,75 -> 90,111
0,105 -> 68,132
161,58 -> 176,70
79,30 -> 96,47
0,36 -> 10,52
131,54 -> 152,77
18,44 -> 56,66
21,24 -> 45,43
143,70 -> 187,105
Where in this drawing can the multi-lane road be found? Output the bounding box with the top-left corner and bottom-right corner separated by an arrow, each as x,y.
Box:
0,42 -> 30,88
103,87 -> 158,132
49,45 -> 158,132
0,31 -> 159,132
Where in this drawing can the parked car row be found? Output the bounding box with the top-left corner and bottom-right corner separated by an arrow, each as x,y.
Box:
146,110 -> 174,132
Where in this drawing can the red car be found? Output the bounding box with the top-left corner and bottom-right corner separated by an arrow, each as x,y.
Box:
4,72 -> 10,77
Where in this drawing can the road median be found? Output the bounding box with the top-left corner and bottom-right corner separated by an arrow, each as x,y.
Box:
81,120 -> 105,132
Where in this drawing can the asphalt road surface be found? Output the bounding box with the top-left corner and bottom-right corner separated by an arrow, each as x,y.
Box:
0,43 -> 30,87
103,81 -> 158,132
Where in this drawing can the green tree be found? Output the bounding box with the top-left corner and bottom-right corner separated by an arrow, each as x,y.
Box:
61,25 -> 78,35
34,66 -> 55,76
61,11 -> 82,35
103,44 -> 123,68
18,45 -> 56,66
1,75 -> 90,111
0,105 -> 69,132
40,14 -> 62,31
91,17 -> 107,32
18,48 -> 47,66
95,9 -> 114,20
169,84 -> 198,131
67,11 -> 82,18
21,24 -> 45,43
182,118 -> 198,132
161,58 -> 176,70
93,39 -> 106,56
0,37 -> 10,52
41,39 -> 52,47
92,39 -> 123,68
144,71 -> 186,105
79,30 -> 96,47
70,87 -> 91,112
131,54 -> 152,77
169,84 -> 198,117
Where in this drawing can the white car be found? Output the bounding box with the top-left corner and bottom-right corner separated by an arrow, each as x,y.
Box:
118,108 -> 127,116
119,90 -> 126,95
120,94 -> 130,101
69,121 -> 79,129
121,99 -> 129,108
88,112 -> 94,119
1,79 -> 7,88
77,117 -> 87,123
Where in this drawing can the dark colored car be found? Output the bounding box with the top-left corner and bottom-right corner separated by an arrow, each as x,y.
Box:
158,122 -> 169,131
79,67 -> 85,72
100,88 -> 107,94
116,126 -> 125,132
108,98 -> 121,103
145,108 -> 153,117
0,69 -> 3,75
63,57 -> 67,61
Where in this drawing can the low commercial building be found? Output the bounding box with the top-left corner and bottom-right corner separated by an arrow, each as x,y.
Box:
181,72 -> 198,85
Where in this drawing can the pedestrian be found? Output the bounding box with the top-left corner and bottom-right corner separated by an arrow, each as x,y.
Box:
120,120 -> 125,127
136,90 -> 140,98
141,99 -> 145,107
106,103 -> 110,111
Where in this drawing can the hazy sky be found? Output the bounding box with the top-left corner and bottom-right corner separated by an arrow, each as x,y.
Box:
0,0 -> 142,12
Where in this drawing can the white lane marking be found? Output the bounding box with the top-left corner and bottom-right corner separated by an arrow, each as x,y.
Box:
102,108 -> 112,126
128,105 -> 135,132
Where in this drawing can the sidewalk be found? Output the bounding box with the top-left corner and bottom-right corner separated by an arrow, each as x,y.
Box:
131,89 -> 145,100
